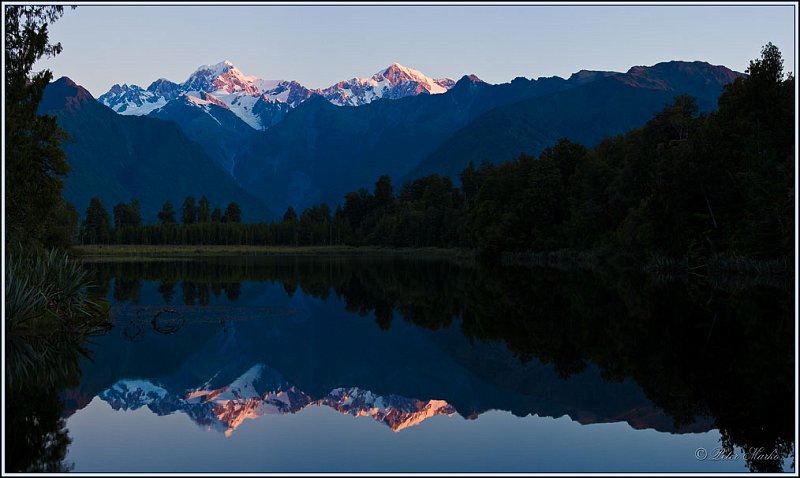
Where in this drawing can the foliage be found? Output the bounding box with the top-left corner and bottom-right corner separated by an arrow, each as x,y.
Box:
5,378 -> 75,472
81,197 -> 112,244
211,206 -> 222,223
223,201 -> 242,223
113,199 -> 142,228
158,201 -> 177,224
5,5 -> 75,246
181,196 -> 197,224
198,195 -> 210,223
5,247 -> 110,334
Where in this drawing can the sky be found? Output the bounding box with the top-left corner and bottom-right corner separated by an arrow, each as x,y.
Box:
31,3 -> 797,98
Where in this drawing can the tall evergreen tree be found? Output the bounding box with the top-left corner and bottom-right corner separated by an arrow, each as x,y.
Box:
374,175 -> 394,209
112,199 -> 142,228
282,206 -> 297,223
211,207 -> 222,223
112,203 -> 126,229
129,199 -> 142,227
5,6 -> 72,246
460,161 -> 479,207
82,197 -> 111,245
224,202 -> 242,223
181,196 -> 197,225
198,196 -> 210,223
157,202 -> 176,224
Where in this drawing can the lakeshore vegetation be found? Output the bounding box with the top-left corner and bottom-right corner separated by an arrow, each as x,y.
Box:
5,5 -> 110,379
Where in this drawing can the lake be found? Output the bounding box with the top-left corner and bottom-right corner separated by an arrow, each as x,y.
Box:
5,255 -> 795,473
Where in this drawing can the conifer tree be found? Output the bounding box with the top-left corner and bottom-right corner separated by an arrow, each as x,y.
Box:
181,196 -> 197,224
158,202 -> 177,224
5,6 -> 73,246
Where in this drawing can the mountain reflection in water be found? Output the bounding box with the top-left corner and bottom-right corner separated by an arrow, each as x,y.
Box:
97,364 -> 457,436
8,256 -> 793,473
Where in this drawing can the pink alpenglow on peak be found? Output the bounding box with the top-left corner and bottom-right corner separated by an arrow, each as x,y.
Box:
318,63 -> 457,106
98,61 -> 462,128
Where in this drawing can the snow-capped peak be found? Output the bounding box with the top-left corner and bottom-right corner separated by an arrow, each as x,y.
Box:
192,60 -> 236,77
316,63 -> 457,107
376,63 -> 454,94
98,60 -> 461,126
379,63 -> 425,85
182,60 -> 262,96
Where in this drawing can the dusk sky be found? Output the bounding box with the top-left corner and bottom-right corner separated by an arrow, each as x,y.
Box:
33,3 -> 796,97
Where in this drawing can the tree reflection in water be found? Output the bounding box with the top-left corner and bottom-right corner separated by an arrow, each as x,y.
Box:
6,324 -> 107,472
61,256 -> 800,471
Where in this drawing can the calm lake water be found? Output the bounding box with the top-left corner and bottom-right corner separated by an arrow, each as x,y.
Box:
6,256 -> 795,473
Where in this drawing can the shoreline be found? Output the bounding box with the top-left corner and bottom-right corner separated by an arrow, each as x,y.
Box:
70,245 -> 790,277
71,244 -> 474,261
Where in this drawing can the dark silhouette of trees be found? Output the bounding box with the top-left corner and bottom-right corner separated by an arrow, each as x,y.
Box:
282,206 -> 297,223
5,6 -> 74,247
81,197 -> 111,245
112,200 -> 143,244
198,196 -> 210,223
223,202 -> 242,223
211,207 -> 222,223
158,202 -> 177,224
181,196 -> 197,225
112,200 -> 142,228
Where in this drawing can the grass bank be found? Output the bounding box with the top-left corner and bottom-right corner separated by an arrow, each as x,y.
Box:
71,244 -> 475,261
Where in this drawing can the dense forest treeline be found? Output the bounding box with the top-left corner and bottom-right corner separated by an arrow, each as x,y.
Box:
76,44 -> 793,262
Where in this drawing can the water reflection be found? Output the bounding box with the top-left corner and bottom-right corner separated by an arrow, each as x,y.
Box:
6,321 -> 108,472
6,381 -> 74,472
8,256 -> 794,472
99,365 -> 457,437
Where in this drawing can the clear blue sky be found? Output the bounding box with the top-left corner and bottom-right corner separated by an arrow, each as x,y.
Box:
33,3 -> 796,97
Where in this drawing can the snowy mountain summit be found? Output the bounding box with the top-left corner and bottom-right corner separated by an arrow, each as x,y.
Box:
183,60 -> 259,96
99,60 -> 311,130
319,62 -> 457,106
98,61 -> 460,130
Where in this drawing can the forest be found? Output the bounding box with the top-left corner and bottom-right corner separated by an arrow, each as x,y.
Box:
77,43 -> 793,265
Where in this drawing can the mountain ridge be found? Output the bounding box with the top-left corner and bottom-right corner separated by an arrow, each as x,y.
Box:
63,59 -> 743,216
41,77 -> 276,222
232,60 -> 741,212
98,60 -> 462,129
408,60 -> 744,181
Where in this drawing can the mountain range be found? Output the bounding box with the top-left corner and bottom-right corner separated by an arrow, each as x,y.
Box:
44,59 -> 743,220
39,78 -> 272,222
98,60 -> 458,127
